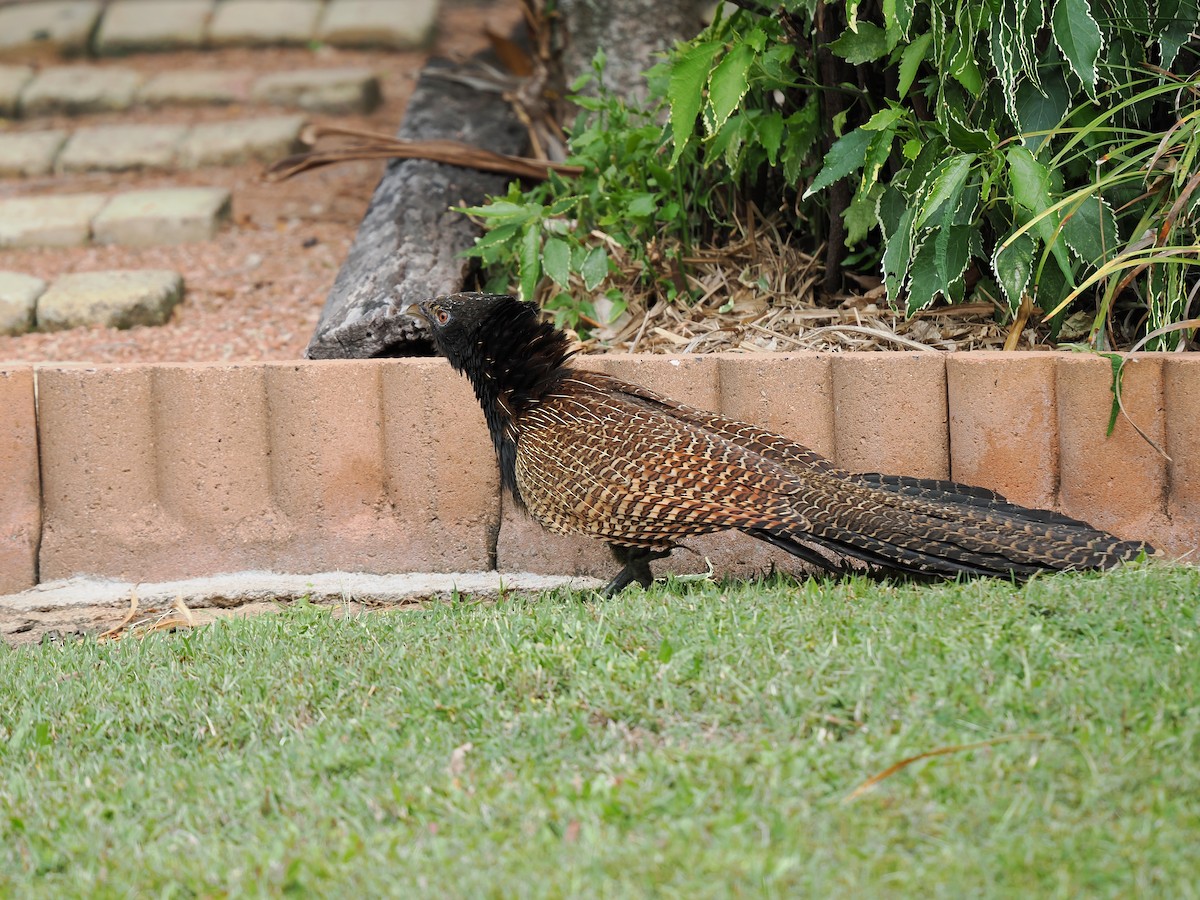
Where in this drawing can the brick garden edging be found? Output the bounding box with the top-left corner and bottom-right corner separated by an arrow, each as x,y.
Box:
0,351 -> 1196,596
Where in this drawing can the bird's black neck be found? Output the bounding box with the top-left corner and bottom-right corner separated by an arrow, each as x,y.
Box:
457,299 -> 576,502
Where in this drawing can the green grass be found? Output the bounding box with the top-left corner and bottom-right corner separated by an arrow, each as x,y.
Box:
2,566 -> 1198,897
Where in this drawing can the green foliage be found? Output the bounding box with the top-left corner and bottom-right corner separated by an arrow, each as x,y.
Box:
464,0 -> 1199,346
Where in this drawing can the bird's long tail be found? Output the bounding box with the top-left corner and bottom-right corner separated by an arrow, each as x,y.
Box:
749,474 -> 1150,579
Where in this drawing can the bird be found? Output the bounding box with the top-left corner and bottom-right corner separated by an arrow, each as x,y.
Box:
407,292 -> 1152,595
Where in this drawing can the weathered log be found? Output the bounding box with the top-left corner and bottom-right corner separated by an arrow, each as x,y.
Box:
304,56 -> 528,359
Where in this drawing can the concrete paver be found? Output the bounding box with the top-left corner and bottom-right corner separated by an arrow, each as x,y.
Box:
178,114 -> 306,167
207,0 -> 324,46
92,186 -> 232,245
37,269 -> 184,331
19,66 -> 143,116
0,1 -> 103,59
137,69 -> 249,106
319,0 -> 438,49
95,0 -> 216,55
251,66 -> 381,113
0,193 -> 107,248
57,122 -> 188,172
0,129 -> 70,177
0,65 -> 34,117
0,272 -> 47,336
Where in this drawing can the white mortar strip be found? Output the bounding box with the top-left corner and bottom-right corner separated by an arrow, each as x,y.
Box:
0,571 -> 604,613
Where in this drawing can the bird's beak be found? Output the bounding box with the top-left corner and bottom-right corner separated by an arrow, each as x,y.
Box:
399,301 -> 430,323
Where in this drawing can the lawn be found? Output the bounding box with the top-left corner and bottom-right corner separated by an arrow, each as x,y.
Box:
1,565 -> 1198,897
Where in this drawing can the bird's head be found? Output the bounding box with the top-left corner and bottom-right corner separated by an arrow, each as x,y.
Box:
407,292 -> 560,377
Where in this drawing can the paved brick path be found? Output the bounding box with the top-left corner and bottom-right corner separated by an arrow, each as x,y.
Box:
0,0 -> 439,337
0,0 -> 437,58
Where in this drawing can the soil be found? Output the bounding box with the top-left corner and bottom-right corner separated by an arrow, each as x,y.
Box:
0,0 -> 525,365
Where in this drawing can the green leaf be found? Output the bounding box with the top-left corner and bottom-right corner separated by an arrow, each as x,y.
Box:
906,237 -> 943,315
756,111 -> 785,165
934,223 -> 974,291
1006,145 -> 1073,279
1052,0 -> 1104,98
626,193 -> 657,217
843,187 -> 879,246
948,31 -> 984,96
862,126 -> 897,190
580,245 -> 609,291
542,238 -> 571,288
992,231 -> 1037,315
708,41 -> 755,133
863,106 -> 904,131
803,128 -> 873,199
668,41 -> 723,167
893,0 -> 916,37
830,23 -> 890,64
1061,194 -> 1120,264
916,153 -> 975,229
1157,0 -> 1199,70
1015,75 -> 1070,152
518,224 -> 541,303
942,107 -> 993,153
882,206 -> 917,307
897,32 -> 932,98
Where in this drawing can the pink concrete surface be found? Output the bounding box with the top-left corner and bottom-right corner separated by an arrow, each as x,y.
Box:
0,367 -> 39,594
4,353 -> 1194,590
1164,356 -> 1200,562
1056,354 -> 1171,550
947,352 -> 1059,511
36,359 -> 498,582
831,352 -> 950,477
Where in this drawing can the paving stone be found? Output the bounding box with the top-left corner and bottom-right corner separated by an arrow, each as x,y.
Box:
0,193 -> 107,248
0,271 -> 47,335
137,69 -> 250,106
19,66 -> 144,116
0,65 -> 34,117
207,0 -> 324,46
178,114 -> 305,167
37,269 -> 184,331
0,2 -> 103,59
57,122 -> 188,172
0,129 -> 69,177
319,0 -> 437,49
251,66 -> 381,113
94,0 -> 216,55
92,187 -> 231,246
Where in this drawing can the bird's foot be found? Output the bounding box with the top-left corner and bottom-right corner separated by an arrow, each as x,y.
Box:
602,546 -> 671,597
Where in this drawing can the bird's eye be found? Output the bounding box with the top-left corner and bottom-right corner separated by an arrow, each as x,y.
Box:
435,308 -> 450,325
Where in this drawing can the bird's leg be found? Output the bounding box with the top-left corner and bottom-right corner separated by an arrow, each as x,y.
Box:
603,545 -> 671,597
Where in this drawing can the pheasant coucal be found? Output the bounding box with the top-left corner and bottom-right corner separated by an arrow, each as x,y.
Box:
409,292 -> 1152,594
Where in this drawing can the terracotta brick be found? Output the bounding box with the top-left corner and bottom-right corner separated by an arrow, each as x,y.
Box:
37,360 -> 499,582
378,357 -> 499,572
0,367 -> 39,594
37,365 -> 173,582
946,351 -> 1059,511
832,352 -> 949,477
1164,356 -> 1200,561
151,364 -> 281,568
1056,355 -> 1169,546
718,352 -> 836,458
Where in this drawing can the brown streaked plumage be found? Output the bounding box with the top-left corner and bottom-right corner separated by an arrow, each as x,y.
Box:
412,292 -> 1152,594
